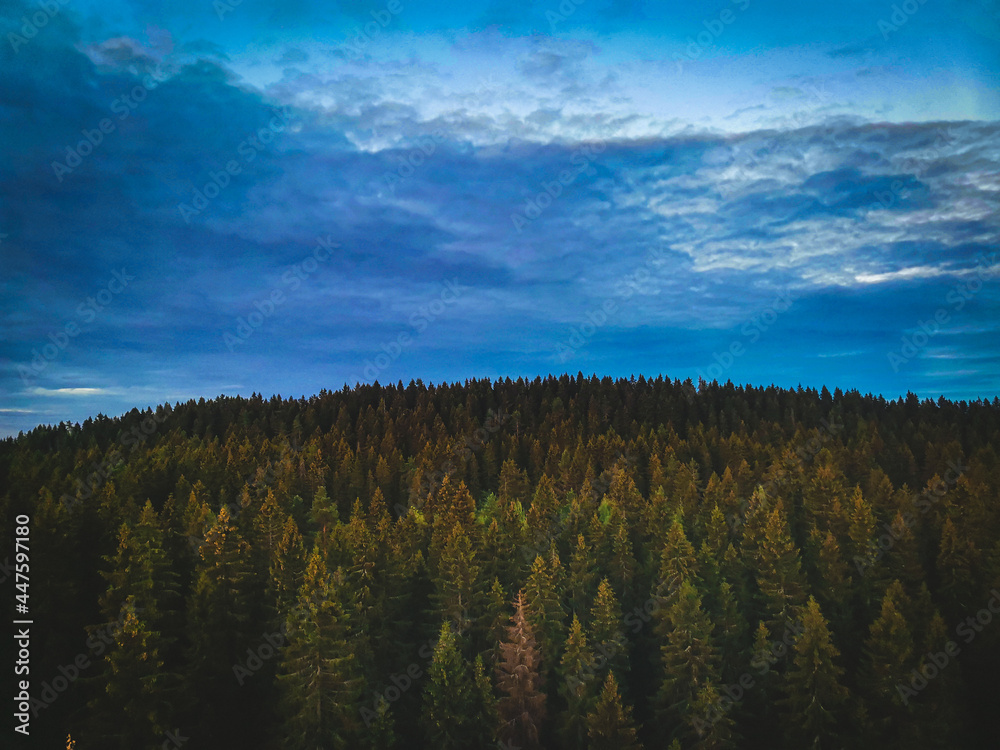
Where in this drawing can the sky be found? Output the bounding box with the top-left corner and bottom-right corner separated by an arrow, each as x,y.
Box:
1,0 -> 999,436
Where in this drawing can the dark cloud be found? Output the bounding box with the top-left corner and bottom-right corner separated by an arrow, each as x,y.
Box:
1,8 -> 997,435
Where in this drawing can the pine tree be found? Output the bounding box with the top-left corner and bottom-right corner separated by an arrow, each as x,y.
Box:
567,532 -> 598,618
472,654 -> 500,748
277,548 -> 364,749
754,501 -> 808,639
862,580 -> 918,748
589,577 -> 629,682
655,580 -> 730,747
586,671 -> 643,750
91,597 -> 171,749
185,505 -> 260,746
778,597 -> 849,748
656,517 -> 699,604
422,621 -> 481,749
524,553 -> 567,670
559,614 -> 595,749
497,592 -> 547,750
432,521 -> 481,635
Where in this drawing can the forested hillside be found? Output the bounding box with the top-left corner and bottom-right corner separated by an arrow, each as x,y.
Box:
3,375 -> 999,749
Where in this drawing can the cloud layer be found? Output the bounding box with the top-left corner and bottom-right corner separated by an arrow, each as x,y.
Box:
1,0 -> 998,435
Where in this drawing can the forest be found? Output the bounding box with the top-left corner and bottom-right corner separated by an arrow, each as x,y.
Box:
3,374 -> 999,749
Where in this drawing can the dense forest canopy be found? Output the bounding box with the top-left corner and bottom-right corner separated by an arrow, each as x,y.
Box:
3,374 -> 999,749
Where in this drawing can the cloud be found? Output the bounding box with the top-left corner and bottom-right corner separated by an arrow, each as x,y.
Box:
29,388 -> 115,396
1,0 -> 998,436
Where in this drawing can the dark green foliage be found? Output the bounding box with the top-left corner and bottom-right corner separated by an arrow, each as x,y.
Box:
587,671 -> 643,750
4,376 -> 1000,749
276,548 -> 364,749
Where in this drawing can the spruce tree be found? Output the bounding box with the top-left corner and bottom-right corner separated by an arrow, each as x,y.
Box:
778,597 -> 849,748
276,548 -> 364,750
524,553 -> 567,670
559,613 -> 595,748
657,517 -> 699,603
422,621 -> 480,749
589,577 -> 629,682
654,579 -> 730,747
586,671 -> 643,750
497,592 -> 547,750
754,501 -> 808,639
186,505 -> 260,746
91,597 -> 171,750
862,580 -> 918,748
568,532 -> 598,618
432,521 -> 481,635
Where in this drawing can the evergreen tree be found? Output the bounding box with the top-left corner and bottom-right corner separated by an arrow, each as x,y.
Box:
862,580 -> 918,748
526,473 -> 561,535
472,654 -> 500,748
654,580 -> 731,747
778,597 -> 849,748
657,517 -> 699,603
432,521 -> 481,635
89,597 -> 171,750
276,548 -> 364,750
524,553 -> 567,670
586,671 -> 643,750
422,621 -> 482,749
497,592 -> 547,750
568,532 -> 598,618
754,501 -> 808,639
366,698 -> 397,750
589,577 -> 629,682
186,505 -> 260,746
559,613 -> 595,749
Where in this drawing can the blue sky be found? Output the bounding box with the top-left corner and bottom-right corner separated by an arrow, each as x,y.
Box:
1,0 -> 999,435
